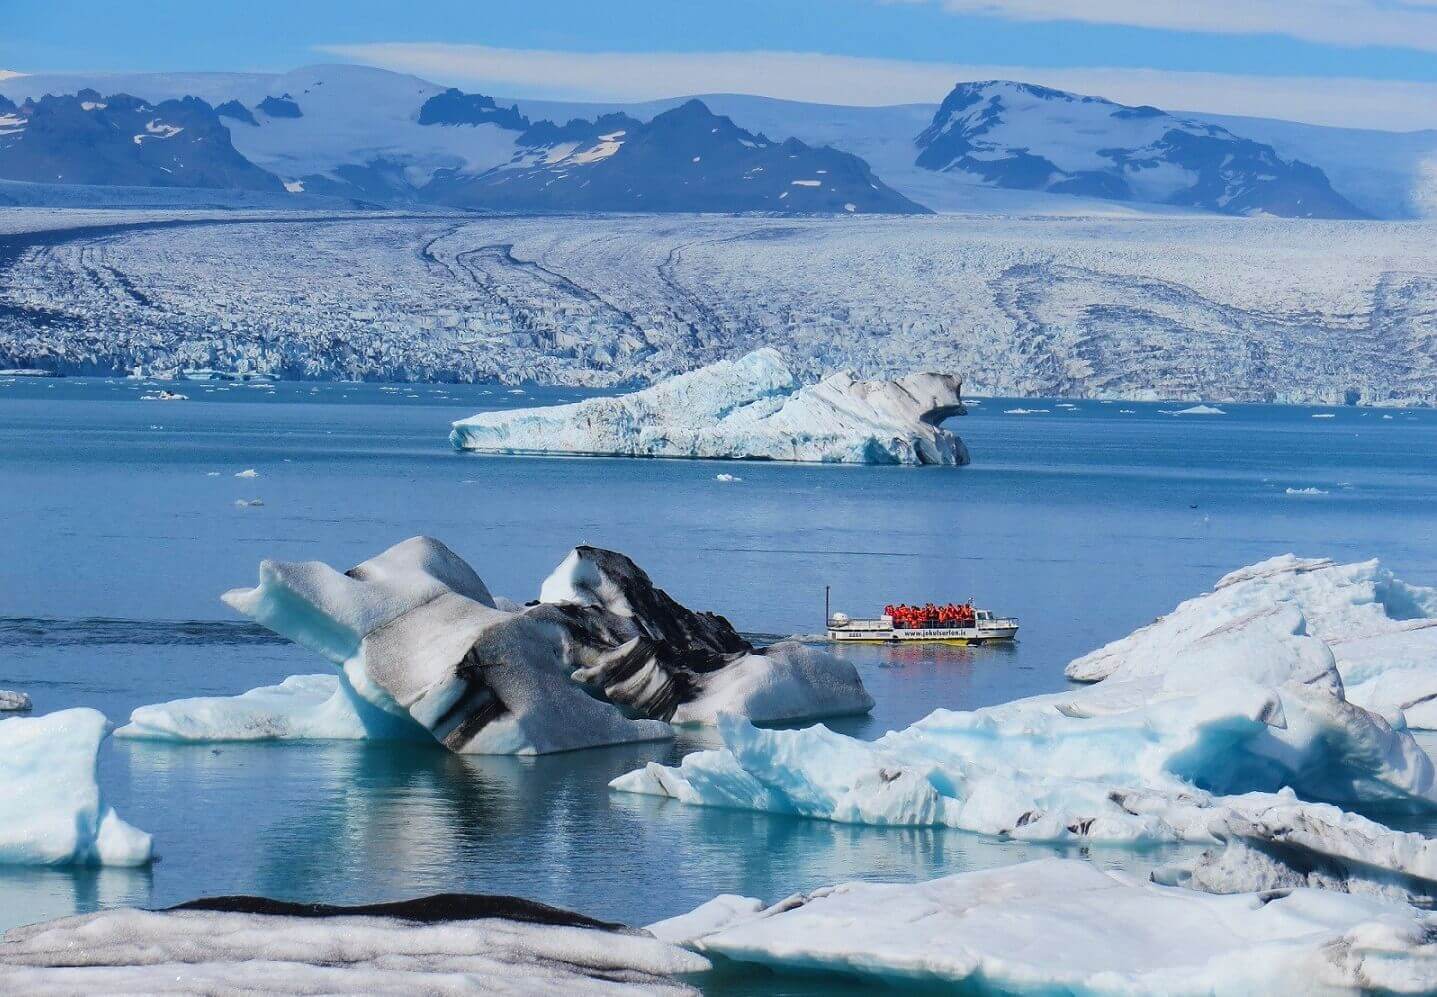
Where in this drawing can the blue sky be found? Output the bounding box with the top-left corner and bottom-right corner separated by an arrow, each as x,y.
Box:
9,1 -> 1437,127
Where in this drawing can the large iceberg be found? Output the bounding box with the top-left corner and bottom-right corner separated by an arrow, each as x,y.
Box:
450,348 -> 970,465
0,894 -> 710,994
614,554 -> 1437,897
119,538 -> 870,754
1068,555 -> 1437,728
0,708 -> 152,867
650,859 -> 1437,994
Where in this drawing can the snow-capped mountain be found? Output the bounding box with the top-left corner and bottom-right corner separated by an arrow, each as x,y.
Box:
914,81 -> 1364,218
1,65 -> 1430,218
424,97 -> 926,214
0,89 -> 283,191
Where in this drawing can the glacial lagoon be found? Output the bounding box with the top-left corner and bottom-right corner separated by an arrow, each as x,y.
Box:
3,375 -> 1436,942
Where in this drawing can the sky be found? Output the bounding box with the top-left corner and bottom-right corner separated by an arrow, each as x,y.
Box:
9,0 -> 1437,129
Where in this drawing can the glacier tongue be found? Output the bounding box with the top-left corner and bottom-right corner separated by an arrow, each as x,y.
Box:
655,858 -> 1437,994
0,708 -> 151,867
126,537 -> 870,754
450,347 -> 969,465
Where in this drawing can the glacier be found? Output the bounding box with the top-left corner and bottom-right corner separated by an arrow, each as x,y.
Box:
614,554 -> 1437,900
3,210 -> 1435,405
450,348 -> 969,465
0,896 -> 710,995
0,708 -> 152,867
120,537 -> 871,753
650,859 -> 1437,994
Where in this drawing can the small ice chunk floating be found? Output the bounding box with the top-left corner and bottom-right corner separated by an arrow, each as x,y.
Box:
0,708 -> 152,867
450,348 -> 970,465
615,554 -> 1437,904
120,537 -> 871,755
651,859 -> 1437,993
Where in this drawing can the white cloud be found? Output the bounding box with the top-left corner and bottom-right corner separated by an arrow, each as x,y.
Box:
318,42 -> 1437,130
931,0 -> 1437,53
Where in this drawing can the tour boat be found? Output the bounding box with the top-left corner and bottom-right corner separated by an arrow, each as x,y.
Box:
825,601 -> 1019,644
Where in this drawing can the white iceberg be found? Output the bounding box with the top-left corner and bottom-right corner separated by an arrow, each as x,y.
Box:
0,896 -> 709,994
0,708 -> 151,867
0,689 -> 31,711
1172,404 -> 1226,415
1067,554 -> 1437,728
125,538 -> 869,754
117,674 -> 430,744
450,348 -> 969,465
653,859 -> 1437,994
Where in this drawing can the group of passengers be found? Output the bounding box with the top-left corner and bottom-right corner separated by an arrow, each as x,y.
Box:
884,602 -> 975,629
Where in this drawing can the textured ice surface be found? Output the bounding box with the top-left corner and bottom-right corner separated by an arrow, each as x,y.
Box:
143,538 -> 868,753
658,859 -> 1437,994
614,557 -> 1437,896
0,905 -> 709,995
0,708 -> 151,867
4,212 -> 1435,404
1067,554 -> 1437,728
1155,796 -> 1437,905
452,348 -> 968,465
0,689 -> 31,711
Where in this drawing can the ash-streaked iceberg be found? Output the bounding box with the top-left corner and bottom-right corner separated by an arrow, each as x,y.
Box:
651,859 -> 1437,994
121,537 -> 870,754
0,894 -> 710,995
614,555 -> 1437,896
450,348 -> 969,465
1067,554 -> 1437,728
0,708 -> 152,867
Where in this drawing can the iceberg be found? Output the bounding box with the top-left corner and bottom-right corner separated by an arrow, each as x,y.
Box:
651,859 -> 1437,994
614,559 -> 1437,900
0,894 -> 710,994
0,708 -> 152,867
450,348 -> 969,465
117,674 -> 431,743
1067,554 -> 1437,729
0,689 -> 31,711
124,538 -> 870,754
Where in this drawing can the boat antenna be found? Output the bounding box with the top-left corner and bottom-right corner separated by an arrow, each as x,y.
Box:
825,585 -> 830,624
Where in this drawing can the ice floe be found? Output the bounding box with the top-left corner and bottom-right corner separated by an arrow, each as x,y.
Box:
653,859 -> 1437,993
451,348 -> 969,465
612,555 -> 1437,899
117,674 -> 430,744
0,708 -> 151,867
123,538 -> 870,754
0,895 -> 709,994
1286,486 -> 1329,495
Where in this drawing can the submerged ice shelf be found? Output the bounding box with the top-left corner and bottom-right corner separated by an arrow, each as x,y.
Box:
0,708 -> 151,867
117,537 -> 872,754
450,348 -> 970,465
614,553 -> 1437,903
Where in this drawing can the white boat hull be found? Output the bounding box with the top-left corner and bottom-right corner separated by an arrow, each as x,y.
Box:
826,621 -> 1018,644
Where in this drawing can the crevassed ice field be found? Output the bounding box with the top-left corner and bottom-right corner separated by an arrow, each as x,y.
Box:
2,210 -> 1435,404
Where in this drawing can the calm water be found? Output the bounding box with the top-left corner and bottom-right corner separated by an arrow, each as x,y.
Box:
2,377 -> 1436,954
